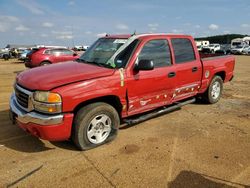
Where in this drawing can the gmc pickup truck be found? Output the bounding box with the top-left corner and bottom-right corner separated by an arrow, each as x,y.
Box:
10,33 -> 235,150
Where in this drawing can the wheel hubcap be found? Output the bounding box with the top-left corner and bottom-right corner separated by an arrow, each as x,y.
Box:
87,114 -> 112,144
211,81 -> 221,99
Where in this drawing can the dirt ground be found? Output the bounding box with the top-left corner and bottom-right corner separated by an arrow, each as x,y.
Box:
0,56 -> 249,188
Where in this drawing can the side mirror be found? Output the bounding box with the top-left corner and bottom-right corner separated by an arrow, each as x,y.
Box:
73,53 -> 78,56
134,59 -> 154,71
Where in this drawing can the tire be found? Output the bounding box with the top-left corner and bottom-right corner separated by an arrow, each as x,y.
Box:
40,61 -> 51,66
203,76 -> 223,104
3,54 -> 9,60
72,102 -> 120,150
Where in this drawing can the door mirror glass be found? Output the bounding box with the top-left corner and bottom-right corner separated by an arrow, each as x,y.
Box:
134,59 -> 154,71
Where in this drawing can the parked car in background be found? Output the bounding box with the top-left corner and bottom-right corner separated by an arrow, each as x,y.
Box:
73,46 -> 84,51
202,43 -> 221,53
231,45 -> 249,55
18,49 -> 31,62
0,49 -> 10,60
73,45 -> 89,51
197,45 -> 202,51
242,46 -> 250,55
25,48 -> 79,68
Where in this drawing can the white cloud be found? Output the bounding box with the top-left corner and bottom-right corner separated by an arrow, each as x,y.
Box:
52,30 -> 73,40
0,15 -> 19,22
184,23 -> 191,26
148,23 -> 159,32
241,24 -> 250,28
194,25 -> 201,29
223,30 -> 231,34
97,33 -> 107,37
150,27 -> 157,31
15,25 -> 30,31
56,35 -> 73,40
68,1 -> 75,6
52,30 -> 72,35
171,29 -> 183,33
42,22 -> 54,28
175,16 -> 182,20
41,34 -> 48,37
17,0 -> 44,15
0,16 -> 19,32
0,23 -> 9,32
85,31 -> 92,35
116,24 -> 129,30
148,23 -> 159,28
209,24 -> 219,30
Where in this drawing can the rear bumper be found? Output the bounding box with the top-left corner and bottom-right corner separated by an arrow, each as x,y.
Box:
10,93 -> 74,141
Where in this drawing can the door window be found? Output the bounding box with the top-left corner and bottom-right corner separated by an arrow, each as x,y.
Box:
62,49 -> 74,55
138,39 -> 172,68
171,38 -> 196,64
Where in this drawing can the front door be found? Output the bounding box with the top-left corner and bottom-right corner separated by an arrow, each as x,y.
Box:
126,38 -> 177,116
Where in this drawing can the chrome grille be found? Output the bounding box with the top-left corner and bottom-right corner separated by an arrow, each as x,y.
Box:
15,85 -> 30,109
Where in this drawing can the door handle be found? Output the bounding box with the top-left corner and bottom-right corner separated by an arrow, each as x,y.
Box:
168,72 -> 176,78
192,67 -> 198,72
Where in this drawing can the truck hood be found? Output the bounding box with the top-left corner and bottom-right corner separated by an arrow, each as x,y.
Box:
17,61 -> 115,90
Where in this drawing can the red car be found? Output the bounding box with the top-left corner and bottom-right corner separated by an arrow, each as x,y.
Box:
25,48 -> 79,68
10,33 -> 235,150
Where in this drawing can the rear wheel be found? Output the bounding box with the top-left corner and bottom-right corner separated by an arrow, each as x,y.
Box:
40,61 -> 51,66
203,76 -> 223,104
72,102 -> 120,150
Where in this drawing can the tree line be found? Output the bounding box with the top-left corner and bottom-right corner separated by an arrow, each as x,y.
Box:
195,34 -> 248,44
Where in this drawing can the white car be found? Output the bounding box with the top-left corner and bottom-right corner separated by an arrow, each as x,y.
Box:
203,44 -> 221,53
231,45 -> 249,55
242,46 -> 250,55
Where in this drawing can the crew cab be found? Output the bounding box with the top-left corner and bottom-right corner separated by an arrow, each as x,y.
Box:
10,34 -> 235,150
25,47 -> 79,68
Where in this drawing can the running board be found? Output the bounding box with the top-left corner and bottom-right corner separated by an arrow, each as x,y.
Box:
123,98 -> 196,125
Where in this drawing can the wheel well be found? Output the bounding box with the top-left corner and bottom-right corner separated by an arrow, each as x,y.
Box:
215,71 -> 226,81
40,60 -> 51,65
73,95 -> 123,118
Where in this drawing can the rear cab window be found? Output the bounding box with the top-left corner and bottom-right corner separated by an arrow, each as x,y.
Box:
171,38 -> 196,64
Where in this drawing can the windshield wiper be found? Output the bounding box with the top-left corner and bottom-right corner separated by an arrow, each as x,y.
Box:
77,59 -> 114,69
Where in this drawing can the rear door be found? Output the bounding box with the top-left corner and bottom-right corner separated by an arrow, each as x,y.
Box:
51,49 -> 64,63
126,38 -> 177,116
170,37 -> 202,101
62,49 -> 76,61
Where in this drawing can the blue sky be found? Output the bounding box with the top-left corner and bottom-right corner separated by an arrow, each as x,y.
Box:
0,0 -> 249,47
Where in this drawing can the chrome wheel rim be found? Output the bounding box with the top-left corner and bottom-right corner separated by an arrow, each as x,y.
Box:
211,81 -> 221,100
87,114 -> 112,144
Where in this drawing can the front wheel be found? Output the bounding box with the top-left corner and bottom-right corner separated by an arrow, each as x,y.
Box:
72,102 -> 120,150
203,76 -> 223,104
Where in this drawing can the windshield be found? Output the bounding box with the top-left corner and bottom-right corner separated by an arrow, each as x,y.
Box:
209,44 -> 215,47
235,46 -> 243,49
78,38 -> 128,68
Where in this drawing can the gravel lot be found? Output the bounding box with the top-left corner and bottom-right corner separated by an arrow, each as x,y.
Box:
0,56 -> 249,188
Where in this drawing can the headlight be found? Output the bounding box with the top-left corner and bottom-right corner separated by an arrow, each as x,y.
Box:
33,91 -> 62,114
33,91 -> 61,103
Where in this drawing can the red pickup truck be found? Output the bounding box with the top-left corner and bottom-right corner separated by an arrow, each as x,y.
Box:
10,34 -> 235,150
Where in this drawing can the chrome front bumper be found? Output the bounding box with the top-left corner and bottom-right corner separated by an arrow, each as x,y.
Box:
10,93 -> 63,125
